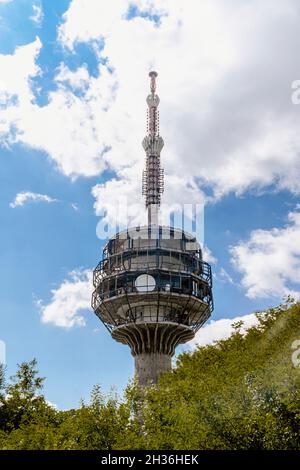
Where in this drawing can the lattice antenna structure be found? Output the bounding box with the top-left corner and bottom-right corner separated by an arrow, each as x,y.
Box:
142,71 -> 164,226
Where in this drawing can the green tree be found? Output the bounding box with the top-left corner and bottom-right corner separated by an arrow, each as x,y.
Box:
0,363 -> 4,397
122,300 -> 300,450
0,301 -> 299,450
51,385 -> 129,450
0,358 -> 59,449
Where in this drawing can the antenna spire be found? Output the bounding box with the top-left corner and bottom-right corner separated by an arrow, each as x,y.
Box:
142,71 -> 164,226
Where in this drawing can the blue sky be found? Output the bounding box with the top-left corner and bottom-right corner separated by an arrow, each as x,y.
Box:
0,0 -> 300,409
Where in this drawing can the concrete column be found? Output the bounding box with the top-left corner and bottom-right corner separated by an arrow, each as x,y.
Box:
134,353 -> 172,386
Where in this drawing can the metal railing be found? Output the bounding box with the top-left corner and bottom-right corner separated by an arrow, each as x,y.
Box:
92,276 -> 213,314
93,249 -> 212,288
91,282 -> 213,332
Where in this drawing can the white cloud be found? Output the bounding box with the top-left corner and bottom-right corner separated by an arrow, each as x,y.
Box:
30,4 -> 44,26
0,0 -> 12,4
0,38 -> 41,141
188,312 -> 259,348
0,0 -> 300,204
56,63 -> 90,92
58,0 -> 300,193
58,0 -> 133,49
9,191 -> 58,208
0,38 -> 113,177
230,207 -> 300,299
202,246 -> 217,265
92,167 -> 207,237
38,269 -> 92,328
215,267 -> 235,285
46,400 -> 58,410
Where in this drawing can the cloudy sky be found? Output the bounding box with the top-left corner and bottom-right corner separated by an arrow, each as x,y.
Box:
0,0 -> 300,408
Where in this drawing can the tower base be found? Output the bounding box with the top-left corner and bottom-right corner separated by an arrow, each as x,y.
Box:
134,353 -> 171,386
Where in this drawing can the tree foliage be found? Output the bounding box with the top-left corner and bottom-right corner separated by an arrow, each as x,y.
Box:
0,301 -> 299,449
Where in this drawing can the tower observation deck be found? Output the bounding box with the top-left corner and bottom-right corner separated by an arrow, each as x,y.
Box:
92,72 -> 213,386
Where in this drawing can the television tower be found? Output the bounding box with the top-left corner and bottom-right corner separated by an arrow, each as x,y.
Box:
92,72 -> 213,386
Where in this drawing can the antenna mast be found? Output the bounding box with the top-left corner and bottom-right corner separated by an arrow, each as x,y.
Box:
142,71 -> 164,226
